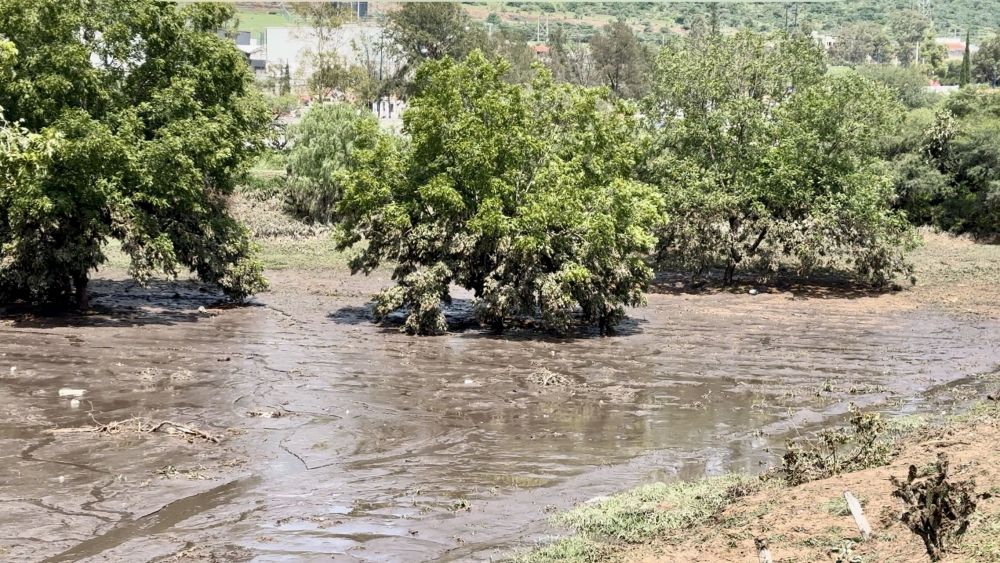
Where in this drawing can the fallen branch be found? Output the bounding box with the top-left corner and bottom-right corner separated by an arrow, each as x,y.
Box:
43,416 -> 220,443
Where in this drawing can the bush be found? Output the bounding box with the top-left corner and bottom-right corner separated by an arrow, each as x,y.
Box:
857,64 -> 934,109
782,406 -> 895,485
335,52 -> 664,335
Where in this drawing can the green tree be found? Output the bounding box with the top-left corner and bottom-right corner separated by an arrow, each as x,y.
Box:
908,89 -> 1000,237
857,64 -> 932,109
589,20 -> 651,99
285,103 -> 377,223
280,63 -> 292,95
973,33 -> 1000,87
830,22 -> 891,65
548,27 -> 599,87
645,32 -> 915,286
0,1 -> 269,307
889,9 -> 931,66
292,2 -> 349,95
960,30 -> 972,87
335,52 -> 664,335
388,4 -> 483,68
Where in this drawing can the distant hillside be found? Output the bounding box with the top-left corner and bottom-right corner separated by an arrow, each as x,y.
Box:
479,1 -> 998,42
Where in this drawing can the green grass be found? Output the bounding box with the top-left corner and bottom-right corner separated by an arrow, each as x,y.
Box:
558,475 -> 759,543
233,8 -> 299,36
257,235 -> 350,271
515,536 -> 610,563
517,474 -> 763,562
959,513 -> 1000,561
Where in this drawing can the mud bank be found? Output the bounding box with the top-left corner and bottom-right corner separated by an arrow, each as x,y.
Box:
1,250 -> 999,561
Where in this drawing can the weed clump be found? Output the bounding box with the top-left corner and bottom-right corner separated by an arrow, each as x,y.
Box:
782,406 -> 894,485
890,453 -> 980,561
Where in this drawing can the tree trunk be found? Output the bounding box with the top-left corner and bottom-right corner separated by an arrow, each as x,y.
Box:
73,273 -> 89,310
723,262 -> 736,286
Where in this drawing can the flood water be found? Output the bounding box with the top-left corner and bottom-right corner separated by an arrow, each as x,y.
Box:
1,272 -> 998,562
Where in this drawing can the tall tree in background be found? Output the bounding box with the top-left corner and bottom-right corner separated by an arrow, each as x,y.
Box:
645,31 -> 915,286
830,22 -> 891,65
280,63 -> 292,95
292,3 -> 350,96
0,0 -> 269,307
548,27 -> 599,87
388,4 -> 482,67
590,20 -> 650,99
973,33 -> 1000,87
960,30 -> 972,86
889,9 -> 932,66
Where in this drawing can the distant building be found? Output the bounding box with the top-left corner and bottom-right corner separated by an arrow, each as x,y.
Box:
221,29 -> 268,77
263,25 -> 387,78
532,44 -> 550,60
935,37 -> 979,61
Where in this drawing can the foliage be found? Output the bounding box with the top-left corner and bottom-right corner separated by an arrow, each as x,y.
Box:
0,0 -> 269,307
895,89 -> 1000,238
782,406 -> 895,485
857,64 -> 934,109
829,22 -> 891,65
285,103 -> 377,223
547,28 -> 599,88
891,453 -> 979,561
973,33 -> 1000,87
645,31 -> 915,286
589,20 -> 651,99
513,536 -> 609,563
279,63 -> 292,96
388,4 -> 483,69
335,52 -> 663,335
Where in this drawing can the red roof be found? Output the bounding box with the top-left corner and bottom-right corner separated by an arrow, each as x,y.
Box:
533,44 -> 550,54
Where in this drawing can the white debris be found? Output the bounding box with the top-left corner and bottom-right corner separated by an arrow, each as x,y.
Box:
58,388 -> 86,398
9,366 -> 15,374
463,379 -> 475,385
749,288 -> 759,295
69,398 -> 81,409
197,306 -> 208,314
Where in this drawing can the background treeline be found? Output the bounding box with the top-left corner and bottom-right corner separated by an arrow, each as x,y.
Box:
2,1 -> 998,338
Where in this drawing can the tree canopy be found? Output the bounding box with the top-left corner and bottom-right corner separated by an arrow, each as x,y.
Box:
644,31 -> 916,286
0,0 -> 269,307
334,52 -> 663,335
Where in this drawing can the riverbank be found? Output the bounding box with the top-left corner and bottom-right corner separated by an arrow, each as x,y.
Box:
519,396 -> 1000,562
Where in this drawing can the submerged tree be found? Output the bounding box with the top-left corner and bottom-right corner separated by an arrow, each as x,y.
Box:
335,52 -> 664,335
645,31 -> 916,286
0,1 -> 269,307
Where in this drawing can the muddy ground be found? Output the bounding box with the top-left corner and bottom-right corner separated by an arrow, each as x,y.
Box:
0,232 -> 998,562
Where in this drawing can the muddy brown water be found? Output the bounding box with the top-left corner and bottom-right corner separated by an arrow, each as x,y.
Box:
1,272 -> 998,562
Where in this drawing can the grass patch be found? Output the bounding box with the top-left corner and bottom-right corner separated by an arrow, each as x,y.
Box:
516,474 -> 765,562
258,236 -> 349,271
962,511 -> 1000,560
822,495 -> 866,517
514,536 -> 610,563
